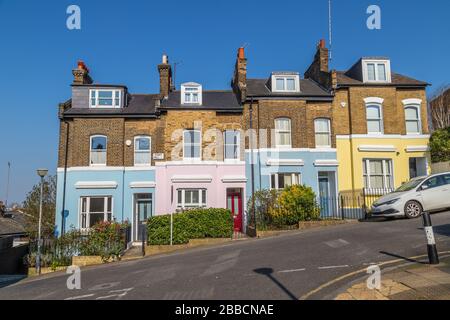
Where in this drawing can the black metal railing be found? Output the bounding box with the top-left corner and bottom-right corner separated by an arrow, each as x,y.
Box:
27,224 -> 132,268
318,188 -> 394,221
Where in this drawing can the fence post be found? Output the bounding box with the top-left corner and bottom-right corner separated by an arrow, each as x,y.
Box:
362,188 -> 368,219
340,196 -> 345,220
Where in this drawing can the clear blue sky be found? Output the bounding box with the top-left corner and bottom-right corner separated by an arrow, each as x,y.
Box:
0,0 -> 448,204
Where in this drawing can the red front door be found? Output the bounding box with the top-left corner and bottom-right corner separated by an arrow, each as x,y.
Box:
227,190 -> 243,232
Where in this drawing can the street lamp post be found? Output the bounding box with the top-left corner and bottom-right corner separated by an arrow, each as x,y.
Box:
36,168 -> 48,275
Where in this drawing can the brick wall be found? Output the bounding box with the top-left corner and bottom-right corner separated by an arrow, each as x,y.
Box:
241,99 -> 337,149
333,86 -> 429,135
162,110 -> 244,161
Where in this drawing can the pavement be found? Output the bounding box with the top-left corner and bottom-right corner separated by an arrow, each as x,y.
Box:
334,255 -> 450,300
0,211 -> 449,300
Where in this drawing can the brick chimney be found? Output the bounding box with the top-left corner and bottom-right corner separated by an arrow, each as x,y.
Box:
158,54 -> 174,99
72,60 -> 93,84
304,39 -> 332,89
232,47 -> 247,103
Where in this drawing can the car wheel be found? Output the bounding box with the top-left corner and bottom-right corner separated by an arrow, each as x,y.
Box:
404,201 -> 423,219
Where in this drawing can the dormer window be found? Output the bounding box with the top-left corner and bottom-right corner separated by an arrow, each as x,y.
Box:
181,82 -> 202,105
90,89 -> 121,108
271,72 -> 300,93
362,59 -> 391,83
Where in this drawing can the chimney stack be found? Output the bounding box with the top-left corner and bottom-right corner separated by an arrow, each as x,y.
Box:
304,39 -> 331,89
72,60 -> 93,84
158,54 -> 173,99
232,47 -> 247,103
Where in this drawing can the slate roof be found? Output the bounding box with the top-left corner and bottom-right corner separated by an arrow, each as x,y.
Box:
160,90 -> 242,111
246,78 -> 332,99
336,71 -> 429,87
0,211 -> 28,236
63,94 -> 160,117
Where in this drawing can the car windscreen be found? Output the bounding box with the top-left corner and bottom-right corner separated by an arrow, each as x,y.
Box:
395,178 -> 425,192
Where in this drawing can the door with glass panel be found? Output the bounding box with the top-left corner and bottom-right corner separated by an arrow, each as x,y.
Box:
319,175 -> 330,217
227,189 -> 242,232
134,194 -> 152,241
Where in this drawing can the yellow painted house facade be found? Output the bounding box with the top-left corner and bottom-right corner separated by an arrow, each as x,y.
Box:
330,61 -> 431,198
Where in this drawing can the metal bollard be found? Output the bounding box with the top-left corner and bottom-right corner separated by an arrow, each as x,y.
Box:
141,225 -> 146,257
422,212 -> 439,265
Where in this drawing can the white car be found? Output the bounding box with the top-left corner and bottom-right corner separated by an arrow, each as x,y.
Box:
370,172 -> 450,219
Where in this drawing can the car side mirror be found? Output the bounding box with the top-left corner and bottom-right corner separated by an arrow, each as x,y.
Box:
420,185 -> 429,191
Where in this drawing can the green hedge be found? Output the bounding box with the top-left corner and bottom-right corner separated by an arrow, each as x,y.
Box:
147,208 -> 233,245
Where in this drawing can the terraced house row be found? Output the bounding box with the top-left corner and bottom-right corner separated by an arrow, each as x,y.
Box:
55,40 -> 431,240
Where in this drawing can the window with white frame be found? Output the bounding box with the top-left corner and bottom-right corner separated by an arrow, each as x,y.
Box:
80,196 -> 112,229
177,189 -> 207,208
90,89 -> 121,108
183,129 -> 201,160
314,118 -> 331,147
134,136 -> 151,165
362,60 -> 391,83
404,105 -> 421,134
271,173 -> 301,190
90,135 -> 107,165
274,118 -> 292,148
271,73 -> 300,93
366,104 -> 383,134
224,130 -> 240,160
363,159 -> 393,190
181,83 -> 202,105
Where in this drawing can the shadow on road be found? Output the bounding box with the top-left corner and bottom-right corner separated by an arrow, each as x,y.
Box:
0,275 -> 27,289
379,251 -> 426,264
253,268 -> 297,300
426,224 -> 450,237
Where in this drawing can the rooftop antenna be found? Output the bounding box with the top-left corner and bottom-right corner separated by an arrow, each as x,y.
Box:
328,0 -> 333,62
5,161 -> 10,208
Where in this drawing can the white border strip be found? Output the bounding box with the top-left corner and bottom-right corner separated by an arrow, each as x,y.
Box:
75,181 -> 118,189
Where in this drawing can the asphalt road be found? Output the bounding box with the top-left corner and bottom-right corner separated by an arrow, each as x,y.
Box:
1,212 -> 450,300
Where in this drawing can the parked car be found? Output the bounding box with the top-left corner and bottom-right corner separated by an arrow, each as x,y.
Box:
370,172 -> 450,219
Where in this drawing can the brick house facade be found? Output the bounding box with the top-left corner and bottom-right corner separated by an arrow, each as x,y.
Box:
56,41 -> 431,237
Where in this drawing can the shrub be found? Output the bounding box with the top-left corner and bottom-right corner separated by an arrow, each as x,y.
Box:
270,185 -> 320,226
25,221 -> 130,267
147,208 -> 233,245
246,189 -> 279,230
430,127 -> 450,163
80,221 -> 130,262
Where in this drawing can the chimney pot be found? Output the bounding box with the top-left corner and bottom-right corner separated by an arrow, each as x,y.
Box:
238,47 -> 245,60
319,39 -> 326,49
162,54 -> 168,64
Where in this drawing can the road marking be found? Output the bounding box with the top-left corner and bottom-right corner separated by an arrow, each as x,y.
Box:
96,287 -> 133,300
300,251 -> 450,300
278,268 -> 306,274
318,265 -> 350,270
64,294 -> 94,300
324,239 -> 350,248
